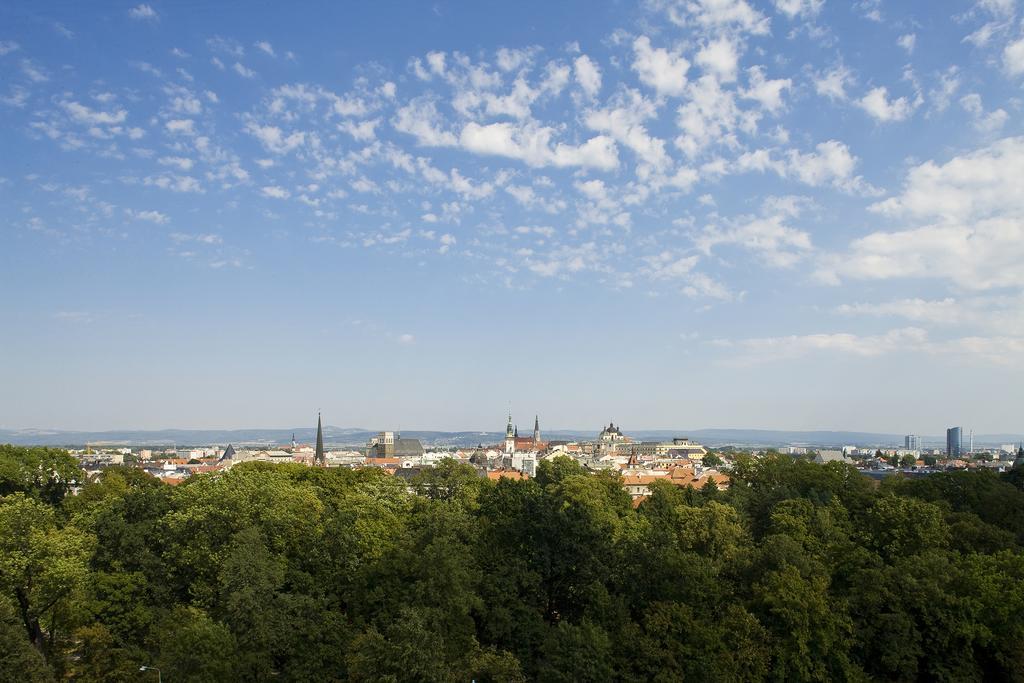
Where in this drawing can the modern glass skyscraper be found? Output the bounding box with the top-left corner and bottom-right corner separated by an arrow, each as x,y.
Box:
946,427 -> 962,458
905,434 -> 921,450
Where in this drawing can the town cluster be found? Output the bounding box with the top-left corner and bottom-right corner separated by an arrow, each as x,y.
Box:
68,416 -> 1024,503
68,413 -> 729,503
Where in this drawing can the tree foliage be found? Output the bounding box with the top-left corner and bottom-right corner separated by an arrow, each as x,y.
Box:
1,446 -> 1023,680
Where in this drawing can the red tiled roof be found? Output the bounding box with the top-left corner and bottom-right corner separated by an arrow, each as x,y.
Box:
487,469 -> 529,480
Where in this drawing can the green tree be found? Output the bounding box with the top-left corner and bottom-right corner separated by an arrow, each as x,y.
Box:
150,606 -> 238,682
0,445 -> 83,506
0,494 -> 93,659
538,620 -> 612,683
864,495 -> 949,559
0,597 -> 54,683
702,452 -> 724,468
410,457 -> 485,506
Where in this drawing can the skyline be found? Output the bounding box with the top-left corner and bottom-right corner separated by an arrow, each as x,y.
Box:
2,0 -> 1024,433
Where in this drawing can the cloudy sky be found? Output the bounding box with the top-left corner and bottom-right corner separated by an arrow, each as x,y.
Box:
1,0 -> 1023,434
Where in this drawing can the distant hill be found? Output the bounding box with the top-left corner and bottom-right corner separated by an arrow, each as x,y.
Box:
2,426 -> 1021,449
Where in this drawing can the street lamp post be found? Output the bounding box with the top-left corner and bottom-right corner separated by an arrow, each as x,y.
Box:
139,665 -> 162,683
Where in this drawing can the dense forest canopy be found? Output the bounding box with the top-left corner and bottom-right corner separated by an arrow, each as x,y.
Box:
2,443 -> 1024,682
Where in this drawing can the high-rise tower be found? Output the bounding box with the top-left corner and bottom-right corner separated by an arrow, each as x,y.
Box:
946,427 -> 962,459
533,415 -> 540,445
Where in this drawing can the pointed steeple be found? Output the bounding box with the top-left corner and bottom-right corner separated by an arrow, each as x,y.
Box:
219,444 -> 236,462
506,412 -> 514,438
533,415 -> 540,444
514,425 -> 518,438
315,412 -> 325,466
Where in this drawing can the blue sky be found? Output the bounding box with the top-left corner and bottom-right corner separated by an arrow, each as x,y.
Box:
2,0 -> 1023,434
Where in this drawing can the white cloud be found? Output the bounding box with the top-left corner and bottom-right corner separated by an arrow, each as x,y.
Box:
682,272 -> 736,300
20,59 -> 49,83
398,333 -> 416,345
632,36 -> 690,97
674,75 -> 750,158
170,232 -> 222,244
165,119 -> 195,136
523,243 -> 605,278
715,327 -> 930,364
158,156 -> 194,171
62,101 -> 127,125
929,66 -> 960,112
127,209 -> 169,224
695,200 -> 813,268
1004,38 -> 1024,76
717,326 -> 1024,366
245,123 -> 305,154
0,41 -> 19,56
233,62 -> 256,79
858,86 -> 916,122
836,298 -> 961,324
392,98 -> 458,147
574,54 -> 602,98
696,37 -> 740,82
351,177 -> 379,193
976,0 -> 1015,17
736,140 -> 875,194
166,87 -> 202,115
255,41 -> 275,57
496,47 -> 538,72
897,33 -> 916,54
261,185 -> 291,199
339,118 -> 380,142
661,0 -> 770,35
869,136 -> 1024,223
0,86 -> 29,107
438,233 -> 456,254
584,90 -> 669,169
644,251 -> 700,279
128,4 -> 158,20
207,35 -> 244,57
817,137 -> 1024,290
460,121 -> 619,170
144,175 -> 202,193
785,140 -> 866,192
742,65 -> 791,112
774,0 -> 824,18
814,65 -> 853,101
960,94 -> 1008,134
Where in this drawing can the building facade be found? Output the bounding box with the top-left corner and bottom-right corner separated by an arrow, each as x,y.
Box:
367,431 -> 425,458
946,427 -> 962,458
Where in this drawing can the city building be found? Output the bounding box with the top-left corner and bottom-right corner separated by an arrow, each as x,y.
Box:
502,413 -> 544,456
947,427 -> 962,458
366,431 -> 425,459
904,434 -> 921,451
633,437 -> 707,459
815,450 -> 855,465
599,422 -> 626,444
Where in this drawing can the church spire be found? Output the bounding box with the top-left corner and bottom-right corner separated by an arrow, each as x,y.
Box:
315,412 -> 325,466
533,415 -> 540,444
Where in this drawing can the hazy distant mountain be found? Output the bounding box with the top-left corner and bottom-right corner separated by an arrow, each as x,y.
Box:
2,426 -> 1021,449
